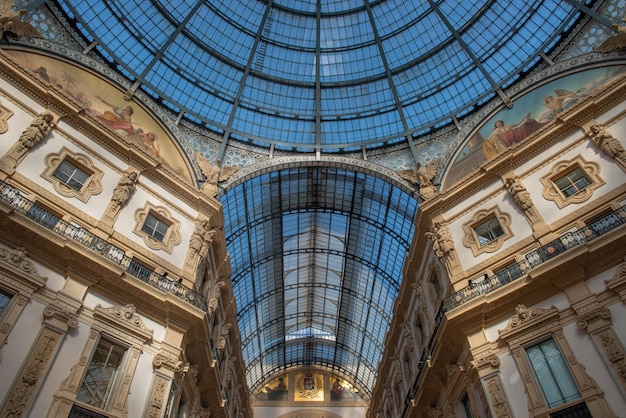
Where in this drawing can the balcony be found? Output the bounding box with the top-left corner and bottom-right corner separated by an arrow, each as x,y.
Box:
0,180 -> 207,311
443,205 -> 626,311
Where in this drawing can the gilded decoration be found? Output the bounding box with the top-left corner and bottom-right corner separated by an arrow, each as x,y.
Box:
257,375 -> 288,401
294,372 -> 324,401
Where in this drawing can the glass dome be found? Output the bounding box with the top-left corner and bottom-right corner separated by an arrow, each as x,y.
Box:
57,0 -> 583,152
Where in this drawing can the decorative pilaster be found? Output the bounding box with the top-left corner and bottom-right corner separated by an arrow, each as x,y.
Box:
0,247 -> 48,360
145,349 -> 183,418
575,303 -> 626,391
472,351 -> 513,418
0,295 -> 80,417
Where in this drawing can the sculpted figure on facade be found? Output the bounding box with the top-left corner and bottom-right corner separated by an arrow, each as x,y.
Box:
189,219 -> 217,259
505,176 -> 533,213
17,111 -> 54,153
196,152 -> 238,197
111,171 -> 138,211
425,221 -> 456,272
588,124 -> 626,166
397,159 -> 440,200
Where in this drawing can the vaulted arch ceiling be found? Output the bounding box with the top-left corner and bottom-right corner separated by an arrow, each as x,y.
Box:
50,0 -> 596,398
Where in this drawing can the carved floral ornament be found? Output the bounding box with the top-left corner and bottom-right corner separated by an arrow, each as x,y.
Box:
498,304 -> 559,341
0,247 -> 47,285
93,303 -> 153,342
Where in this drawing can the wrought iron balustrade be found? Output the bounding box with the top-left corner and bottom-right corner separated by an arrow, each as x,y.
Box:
0,180 -> 207,310
443,206 -> 625,311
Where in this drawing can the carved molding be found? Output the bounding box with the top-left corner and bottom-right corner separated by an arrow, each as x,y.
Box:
540,155 -> 604,209
498,304 -> 559,343
483,375 -> 512,418
153,351 -> 183,373
41,146 -> 104,203
133,202 -> 182,254
462,206 -> 513,256
0,246 -> 47,291
605,261 -> 626,302
93,303 -> 153,343
0,100 -> 13,133
0,327 -> 61,417
576,306 -> 611,330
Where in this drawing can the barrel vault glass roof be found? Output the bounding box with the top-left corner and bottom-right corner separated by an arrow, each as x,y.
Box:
56,0 -> 585,152
221,167 -> 418,395
51,0 -> 590,398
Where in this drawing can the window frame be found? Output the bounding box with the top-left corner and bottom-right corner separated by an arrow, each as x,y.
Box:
540,156 -> 604,209
76,336 -> 129,410
133,203 -> 182,253
462,206 -> 513,256
42,147 -> 103,203
524,337 -> 580,409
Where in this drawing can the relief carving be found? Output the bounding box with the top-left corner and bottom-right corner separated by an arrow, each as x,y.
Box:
484,376 -> 512,418
146,375 -> 170,418
0,328 -> 59,417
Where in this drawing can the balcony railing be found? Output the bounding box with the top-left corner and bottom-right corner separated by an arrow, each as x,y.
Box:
443,205 -> 626,311
0,180 -> 207,311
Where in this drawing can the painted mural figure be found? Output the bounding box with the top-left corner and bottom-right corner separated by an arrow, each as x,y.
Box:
542,89 -> 577,118
94,95 -> 135,134
17,111 -> 54,152
265,377 -> 287,400
483,114 -> 546,159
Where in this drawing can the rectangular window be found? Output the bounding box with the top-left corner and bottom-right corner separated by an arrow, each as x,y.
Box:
555,168 -> 591,197
474,217 -> 504,245
494,262 -> 524,285
461,395 -> 474,418
53,159 -> 89,191
526,338 -> 580,408
0,288 -> 12,316
76,338 -> 126,409
142,213 -> 169,242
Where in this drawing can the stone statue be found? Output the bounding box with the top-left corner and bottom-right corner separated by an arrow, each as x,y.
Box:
425,221 -> 455,263
189,219 -> 217,259
195,152 -> 238,197
17,111 -> 54,153
505,176 -> 533,212
0,2 -> 41,39
397,159 -> 440,200
589,124 -> 626,165
111,171 -> 138,211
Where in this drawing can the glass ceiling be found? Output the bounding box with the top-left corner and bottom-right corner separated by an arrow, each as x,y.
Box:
221,167 -> 417,395
49,0 -> 592,400
55,0 -> 584,152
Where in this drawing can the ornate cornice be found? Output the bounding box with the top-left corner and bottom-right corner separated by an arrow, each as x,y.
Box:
93,303 -> 153,343
0,246 -> 47,292
498,304 -> 562,348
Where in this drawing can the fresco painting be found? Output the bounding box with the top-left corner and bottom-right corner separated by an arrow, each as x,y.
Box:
444,66 -> 626,189
5,49 -> 192,182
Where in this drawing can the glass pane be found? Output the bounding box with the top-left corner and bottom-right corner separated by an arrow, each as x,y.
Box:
527,338 -> 579,408
77,339 -> 126,408
53,160 -> 89,191
0,289 -> 11,315
142,214 -> 168,242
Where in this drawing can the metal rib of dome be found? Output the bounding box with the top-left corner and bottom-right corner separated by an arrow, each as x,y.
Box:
221,167 -> 418,396
56,0 -> 584,152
